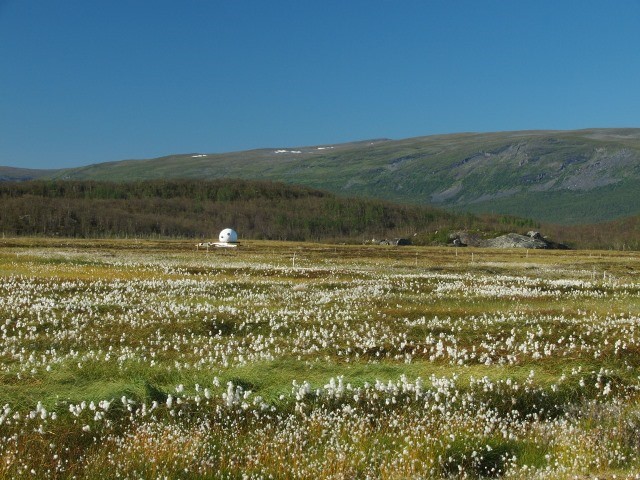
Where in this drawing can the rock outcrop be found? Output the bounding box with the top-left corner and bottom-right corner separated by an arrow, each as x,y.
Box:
483,233 -> 549,249
449,231 -> 569,249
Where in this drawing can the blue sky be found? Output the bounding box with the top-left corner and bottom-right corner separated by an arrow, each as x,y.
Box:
2,1 -> 640,169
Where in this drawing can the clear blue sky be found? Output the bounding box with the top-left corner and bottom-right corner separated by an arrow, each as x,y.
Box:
2,1 -> 639,169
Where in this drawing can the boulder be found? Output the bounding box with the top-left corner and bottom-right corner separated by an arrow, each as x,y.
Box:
483,233 -> 549,249
450,231 -> 483,247
449,231 -> 569,249
378,238 -> 411,246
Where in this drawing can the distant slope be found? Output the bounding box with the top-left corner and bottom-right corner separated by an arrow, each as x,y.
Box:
545,213 -> 640,251
0,166 -> 56,181
20,129 -> 640,224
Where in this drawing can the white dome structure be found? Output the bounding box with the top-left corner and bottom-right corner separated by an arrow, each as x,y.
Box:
218,228 -> 238,243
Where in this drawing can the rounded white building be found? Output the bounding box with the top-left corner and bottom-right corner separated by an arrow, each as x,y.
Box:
218,228 -> 238,243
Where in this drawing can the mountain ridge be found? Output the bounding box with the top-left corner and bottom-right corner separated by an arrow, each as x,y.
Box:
3,128 -> 640,224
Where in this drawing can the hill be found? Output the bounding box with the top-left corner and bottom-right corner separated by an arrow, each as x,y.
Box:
37,128 -> 640,225
0,166 -> 54,182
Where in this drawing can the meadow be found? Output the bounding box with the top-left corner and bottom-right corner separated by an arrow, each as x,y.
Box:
0,237 -> 639,479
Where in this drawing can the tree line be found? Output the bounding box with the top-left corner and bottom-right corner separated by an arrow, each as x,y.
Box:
1,179 -> 637,249
0,179 -> 461,241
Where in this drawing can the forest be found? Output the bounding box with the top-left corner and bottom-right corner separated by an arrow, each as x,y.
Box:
0,179 -> 637,249
0,179 -> 459,242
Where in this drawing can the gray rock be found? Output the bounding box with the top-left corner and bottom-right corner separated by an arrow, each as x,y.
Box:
378,238 -> 411,246
450,231 -> 483,247
450,231 -> 569,249
483,233 -> 549,249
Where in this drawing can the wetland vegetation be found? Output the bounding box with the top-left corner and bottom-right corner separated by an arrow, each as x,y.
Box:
0,238 -> 639,478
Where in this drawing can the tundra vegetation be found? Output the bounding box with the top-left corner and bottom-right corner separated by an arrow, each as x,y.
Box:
0,238 -> 639,478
